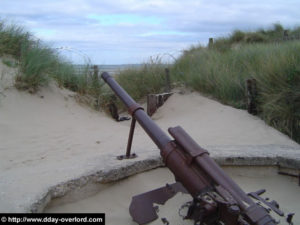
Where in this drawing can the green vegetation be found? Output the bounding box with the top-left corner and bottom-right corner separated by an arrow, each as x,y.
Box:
0,21 -> 31,58
97,59 -> 167,111
211,23 -> 300,52
1,20 -> 299,143
0,20 -> 92,94
116,24 -> 300,143
1,58 -> 17,68
173,41 -> 300,142
117,60 -> 166,99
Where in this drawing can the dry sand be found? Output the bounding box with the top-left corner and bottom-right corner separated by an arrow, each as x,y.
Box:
0,58 -> 299,214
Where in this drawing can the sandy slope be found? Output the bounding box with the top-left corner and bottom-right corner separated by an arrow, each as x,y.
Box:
152,90 -> 299,147
1,85 -> 298,172
0,59 -> 299,213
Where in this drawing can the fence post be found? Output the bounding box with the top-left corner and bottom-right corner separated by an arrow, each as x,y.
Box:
93,65 -> 99,81
284,30 -> 289,40
147,94 -> 157,116
165,68 -> 171,92
246,78 -> 257,115
209,38 -> 214,48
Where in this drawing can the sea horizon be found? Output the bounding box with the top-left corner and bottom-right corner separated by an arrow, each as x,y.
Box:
74,64 -> 144,75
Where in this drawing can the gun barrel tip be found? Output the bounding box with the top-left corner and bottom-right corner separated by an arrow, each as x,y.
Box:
101,72 -> 110,81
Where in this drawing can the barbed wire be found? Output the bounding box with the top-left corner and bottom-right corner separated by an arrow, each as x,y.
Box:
55,46 -> 92,65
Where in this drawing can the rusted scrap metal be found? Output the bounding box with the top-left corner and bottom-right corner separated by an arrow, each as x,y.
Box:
108,100 -> 131,122
129,182 -> 188,225
108,102 -> 119,121
117,117 -> 137,160
147,93 -> 173,117
101,72 -> 293,225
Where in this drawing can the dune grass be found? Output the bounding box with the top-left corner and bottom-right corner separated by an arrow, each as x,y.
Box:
172,41 -> 300,142
98,60 -> 167,111
15,42 -> 57,92
116,62 -> 166,99
0,21 -> 32,58
0,19 -> 105,111
115,25 -> 300,143
1,19 -> 299,142
210,23 -> 300,52
0,20 -> 94,95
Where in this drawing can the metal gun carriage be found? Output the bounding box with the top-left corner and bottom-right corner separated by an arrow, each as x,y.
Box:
101,72 -> 293,225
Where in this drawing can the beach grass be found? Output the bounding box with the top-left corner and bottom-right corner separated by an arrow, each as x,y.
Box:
0,21 -> 32,58
1,19 -> 299,142
97,57 -> 168,111
172,41 -> 300,142
0,20 -> 93,95
15,42 -> 58,92
116,61 -> 166,100
116,24 -> 300,143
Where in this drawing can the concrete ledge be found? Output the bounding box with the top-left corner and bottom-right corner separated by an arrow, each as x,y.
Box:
30,155 -> 164,213
2,145 -> 299,213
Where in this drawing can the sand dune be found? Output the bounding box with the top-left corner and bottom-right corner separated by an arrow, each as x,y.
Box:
0,59 -> 299,213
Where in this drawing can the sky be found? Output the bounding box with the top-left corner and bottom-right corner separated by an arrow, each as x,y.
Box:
1,0 -> 300,64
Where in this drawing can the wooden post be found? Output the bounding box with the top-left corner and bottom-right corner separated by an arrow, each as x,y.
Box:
147,93 -> 173,117
209,38 -> 214,48
108,102 -> 119,121
147,94 -> 157,117
284,30 -> 289,40
246,78 -> 257,115
93,65 -> 99,82
165,68 -> 171,92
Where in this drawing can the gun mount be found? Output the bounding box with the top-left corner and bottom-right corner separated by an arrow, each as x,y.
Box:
101,72 -> 293,225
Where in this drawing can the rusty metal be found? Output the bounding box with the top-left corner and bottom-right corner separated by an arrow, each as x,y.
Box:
129,182 -> 188,225
128,103 -> 144,116
117,117 -> 138,160
101,72 -> 289,225
248,189 -> 284,217
108,102 -> 119,121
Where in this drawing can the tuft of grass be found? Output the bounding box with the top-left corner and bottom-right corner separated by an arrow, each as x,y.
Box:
0,19 -> 94,95
109,58 -> 167,110
211,23 -> 300,52
103,24 -> 300,142
1,58 -> 18,68
0,21 -> 32,58
15,42 -> 59,92
113,24 -> 300,143
172,40 -> 300,143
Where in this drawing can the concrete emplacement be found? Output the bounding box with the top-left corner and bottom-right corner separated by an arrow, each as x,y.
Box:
43,152 -> 300,225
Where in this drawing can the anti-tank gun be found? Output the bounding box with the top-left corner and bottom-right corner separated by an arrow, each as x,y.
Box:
101,72 -> 294,225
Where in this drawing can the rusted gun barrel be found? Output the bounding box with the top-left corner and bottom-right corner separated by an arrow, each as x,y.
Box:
101,72 -> 279,225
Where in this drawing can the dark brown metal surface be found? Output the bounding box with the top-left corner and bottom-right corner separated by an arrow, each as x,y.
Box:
125,117 -> 136,158
116,117 -> 138,160
128,103 -> 144,116
129,182 -> 188,225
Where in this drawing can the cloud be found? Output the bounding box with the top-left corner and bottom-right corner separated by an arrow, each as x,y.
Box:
87,14 -> 162,26
0,0 -> 300,64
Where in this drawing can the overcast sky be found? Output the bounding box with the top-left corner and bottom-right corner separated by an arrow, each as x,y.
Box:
1,0 -> 300,64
